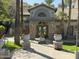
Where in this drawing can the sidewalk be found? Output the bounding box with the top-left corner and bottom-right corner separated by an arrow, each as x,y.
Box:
12,40 -> 75,59
31,41 -> 75,59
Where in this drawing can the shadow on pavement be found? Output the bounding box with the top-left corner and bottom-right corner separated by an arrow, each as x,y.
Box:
31,40 -> 74,54
24,48 -> 54,59
31,40 -> 53,48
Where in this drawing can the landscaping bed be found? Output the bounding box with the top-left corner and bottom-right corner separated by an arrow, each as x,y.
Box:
3,40 -> 22,51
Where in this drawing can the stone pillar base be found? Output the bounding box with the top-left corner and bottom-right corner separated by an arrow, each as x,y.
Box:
53,41 -> 63,50
22,42 -> 31,50
22,34 -> 31,50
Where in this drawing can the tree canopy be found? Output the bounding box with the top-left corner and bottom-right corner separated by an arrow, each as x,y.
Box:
0,0 -> 16,22
45,0 -> 54,6
58,0 -> 71,8
64,0 -> 70,7
1,0 -> 15,12
0,0 -> 9,21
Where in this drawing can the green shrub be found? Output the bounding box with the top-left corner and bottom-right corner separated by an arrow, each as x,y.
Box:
3,41 -> 22,51
0,25 -> 5,38
0,25 -> 5,31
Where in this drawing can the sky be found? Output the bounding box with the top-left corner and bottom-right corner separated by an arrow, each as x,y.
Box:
23,0 -> 61,7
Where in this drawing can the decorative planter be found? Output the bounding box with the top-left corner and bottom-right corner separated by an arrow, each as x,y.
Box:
54,34 -> 62,41
38,37 -> 46,44
0,39 -> 4,49
39,37 -> 45,41
22,34 -> 30,50
53,34 -> 63,50
53,41 -> 63,50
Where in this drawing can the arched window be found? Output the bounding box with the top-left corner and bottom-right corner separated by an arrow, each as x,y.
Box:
38,12 -> 46,17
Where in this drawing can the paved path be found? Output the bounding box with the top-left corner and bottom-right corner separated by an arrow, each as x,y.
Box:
12,40 -> 75,59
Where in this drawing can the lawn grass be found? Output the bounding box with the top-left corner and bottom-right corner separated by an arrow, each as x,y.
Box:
63,44 -> 79,53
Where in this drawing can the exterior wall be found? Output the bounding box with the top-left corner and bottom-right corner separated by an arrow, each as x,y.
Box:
29,21 -> 55,38
73,0 -> 78,8
48,22 -> 55,36
30,6 -> 56,18
63,21 -> 77,36
29,22 -> 37,38
29,20 -> 77,38
69,21 -> 77,36
56,8 -> 78,20
28,4 -> 78,38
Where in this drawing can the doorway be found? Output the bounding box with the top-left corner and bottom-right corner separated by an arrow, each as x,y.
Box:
36,22 -> 48,38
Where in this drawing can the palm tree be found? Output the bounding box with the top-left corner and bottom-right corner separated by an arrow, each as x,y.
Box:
60,0 -> 64,38
14,0 -> 20,45
64,0 -> 70,8
21,0 -> 23,35
45,0 -> 54,6
78,0 -> 79,44
66,0 -> 72,36
62,0 -> 64,13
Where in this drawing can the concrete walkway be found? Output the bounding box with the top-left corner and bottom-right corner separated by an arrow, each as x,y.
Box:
12,40 -> 75,59
31,41 -> 75,59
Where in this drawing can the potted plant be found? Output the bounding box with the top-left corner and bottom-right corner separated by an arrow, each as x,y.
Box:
53,25 -> 63,50
0,25 -> 5,49
38,33 -> 46,44
54,25 -> 62,41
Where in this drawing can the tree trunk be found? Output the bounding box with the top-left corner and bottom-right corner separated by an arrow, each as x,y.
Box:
14,0 -> 20,45
78,0 -> 79,38
61,0 -> 64,38
77,0 -> 79,46
62,0 -> 64,16
67,0 -> 72,37
21,0 -> 23,34
61,0 -> 64,24
75,1 -> 79,59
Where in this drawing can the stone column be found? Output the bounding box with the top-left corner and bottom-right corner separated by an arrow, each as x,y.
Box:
29,23 -> 36,38
22,21 -> 30,50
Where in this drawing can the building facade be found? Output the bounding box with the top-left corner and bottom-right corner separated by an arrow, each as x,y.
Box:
23,4 -> 78,39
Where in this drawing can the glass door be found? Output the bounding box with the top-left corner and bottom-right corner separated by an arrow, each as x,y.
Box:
37,22 -> 48,38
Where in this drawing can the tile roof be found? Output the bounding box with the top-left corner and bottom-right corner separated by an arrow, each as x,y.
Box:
23,6 -> 30,15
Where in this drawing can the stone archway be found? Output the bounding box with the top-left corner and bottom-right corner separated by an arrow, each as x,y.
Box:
36,22 -> 48,38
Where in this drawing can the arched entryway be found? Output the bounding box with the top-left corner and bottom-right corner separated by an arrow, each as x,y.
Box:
36,22 -> 48,38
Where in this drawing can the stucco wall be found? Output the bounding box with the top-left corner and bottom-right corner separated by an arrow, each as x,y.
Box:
27,4 -> 78,38
30,6 -> 56,18
29,22 -> 36,38
29,20 -> 77,38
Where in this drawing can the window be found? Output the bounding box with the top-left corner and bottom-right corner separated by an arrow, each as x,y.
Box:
68,25 -> 74,35
38,12 -> 46,17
